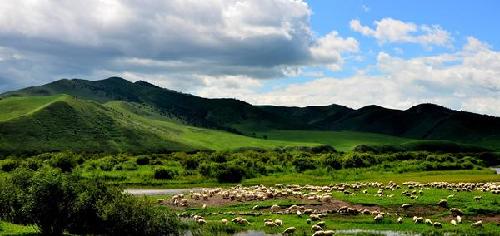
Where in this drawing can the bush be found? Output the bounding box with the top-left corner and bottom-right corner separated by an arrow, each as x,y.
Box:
215,164 -> 245,183
0,167 -> 181,235
154,168 -> 178,180
136,156 -> 150,165
0,160 -> 19,172
292,157 -> 317,172
50,153 -> 79,172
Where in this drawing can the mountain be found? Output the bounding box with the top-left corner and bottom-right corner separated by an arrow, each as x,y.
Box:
2,77 -> 500,151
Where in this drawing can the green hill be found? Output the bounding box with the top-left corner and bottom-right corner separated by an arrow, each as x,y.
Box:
0,95 -> 313,155
2,77 -> 500,152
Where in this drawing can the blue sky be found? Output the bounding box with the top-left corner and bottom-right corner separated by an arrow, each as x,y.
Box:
0,0 -> 499,115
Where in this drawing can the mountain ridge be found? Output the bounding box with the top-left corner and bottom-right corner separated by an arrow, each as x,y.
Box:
2,77 -> 500,144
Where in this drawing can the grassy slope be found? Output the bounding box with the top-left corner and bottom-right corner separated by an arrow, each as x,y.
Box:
105,101 -> 313,150
0,96 -> 313,154
258,130 -> 413,151
0,95 -> 67,121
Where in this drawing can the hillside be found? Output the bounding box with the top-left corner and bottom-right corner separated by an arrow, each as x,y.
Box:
0,95 -> 310,155
2,77 -> 500,149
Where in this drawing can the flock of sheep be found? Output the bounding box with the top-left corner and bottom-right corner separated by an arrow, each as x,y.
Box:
161,181 -> 498,235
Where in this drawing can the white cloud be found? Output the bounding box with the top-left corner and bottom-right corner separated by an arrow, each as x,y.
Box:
0,0 -> 358,92
350,18 -> 452,47
228,37 -> 500,116
309,31 -> 359,71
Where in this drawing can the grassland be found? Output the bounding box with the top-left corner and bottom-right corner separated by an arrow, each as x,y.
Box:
0,95 -> 67,122
259,130 -> 414,151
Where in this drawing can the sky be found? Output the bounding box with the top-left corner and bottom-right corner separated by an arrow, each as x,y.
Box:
0,0 -> 499,116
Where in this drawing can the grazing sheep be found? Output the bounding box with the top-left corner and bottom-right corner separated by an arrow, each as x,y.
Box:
425,219 -> 433,225
196,219 -> 207,225
282,227 -> 296,235
323,230 -> 335,236
221,219 -> 228,225
374,213 -> 384,222
401,204 -> 412,210
274,219 -> 283,226
438,199 -> 448,208
296,210 -> 303,217
270,204 -> 280,212
474,196 -> 482,201
413,216 -> 424,224
433,222 -> 442,228
252,205 -> 259,210
447,194 -> 454,199
450,208 -> 464,216
316,221 -> 326,227
450,219 -> 457,225
264,221 -> 278,227
471,220 -> 482,227
397,217 -> 403,224
310,214 -> 321,221
312,231 -> 325,236
456,215 -> 462,224
311,224 -> 323,231
306,219 -> 312,224
201,204 -> 207,209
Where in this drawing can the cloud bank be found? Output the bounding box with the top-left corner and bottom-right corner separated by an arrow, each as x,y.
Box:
0,1 -> 499,116
0,0 -> 356,91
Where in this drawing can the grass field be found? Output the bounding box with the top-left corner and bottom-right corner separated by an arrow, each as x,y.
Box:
259,130 -> 414,151
0,95 -> 67,122
105,101 -> 314,151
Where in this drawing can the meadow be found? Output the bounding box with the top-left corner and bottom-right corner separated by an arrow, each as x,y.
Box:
1,147 -> 499,235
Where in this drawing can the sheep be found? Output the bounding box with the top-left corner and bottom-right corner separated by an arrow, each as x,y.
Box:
472,220 -> 483,227
311,224 -> 323,231
180,198 -> 188,207
321,195 -> 332,203
264,221 -> 278,227
450,208 -> 464,216
296,210 -> 303,217
282,227 -> 296,235
374,213 -> 384,222
425,219 -> 433,225
450,219 -> 457,225
201,204 -> 207,209
397,217 -> 403,224
252,205 -> 259,210
221,219 -> 228,225
456,215 -> 462,224
401,203 -> 412,210
438,199 -> 448,208
306,219 -> 312,224
310,214 -> 321,221
474,196 -> 482,201
196,219 -> 207,225
433,222 -> 442,228
413,216 -> 424,224
270,204 -> 280,212
316,221 -> 326,227
274,219 -> 283,226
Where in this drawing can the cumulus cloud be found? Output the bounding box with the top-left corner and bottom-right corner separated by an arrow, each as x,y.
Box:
350,18 -> 452,47
0,0 -> 357,92
236,37 -> 500,116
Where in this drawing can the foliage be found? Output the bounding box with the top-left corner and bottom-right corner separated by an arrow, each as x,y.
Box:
0,167 -> 180,235
154,168 -> 178,180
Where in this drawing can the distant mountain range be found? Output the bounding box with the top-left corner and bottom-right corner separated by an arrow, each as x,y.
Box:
1,77 -> 499,154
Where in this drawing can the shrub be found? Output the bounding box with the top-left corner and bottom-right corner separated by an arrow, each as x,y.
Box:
154,168 -> 178,180
0,160 -> 19,172
215,164 -> 245,183
292,157 -> 317,172
136,156 -> 150,165
0,167 -> 180,235
50,153 -> 78,172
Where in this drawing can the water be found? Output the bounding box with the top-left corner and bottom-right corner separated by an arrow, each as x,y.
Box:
124,188 -> 205,195
229,230 -> 416,236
